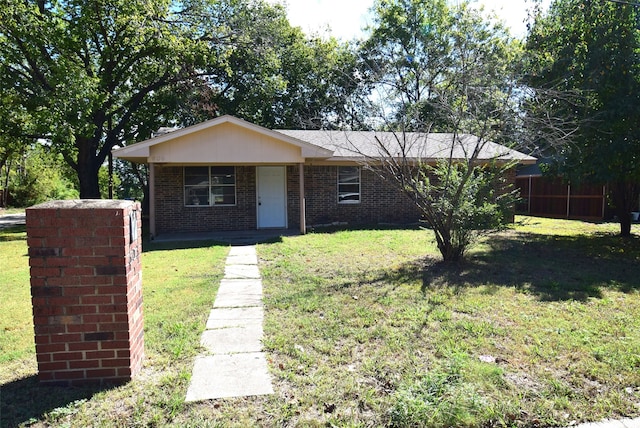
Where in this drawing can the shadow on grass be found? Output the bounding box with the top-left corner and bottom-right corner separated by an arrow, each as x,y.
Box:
0,375 -> 112,427
142,235 -> 288,253
375,231 -> 640,302
0,225 -> 26,242
142,238 -> 230,252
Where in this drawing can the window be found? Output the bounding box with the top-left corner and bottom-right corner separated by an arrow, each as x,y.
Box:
184,166 -> 236,206
338,166 -> 360,204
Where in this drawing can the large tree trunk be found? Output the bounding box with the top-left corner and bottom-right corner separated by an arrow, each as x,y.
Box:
611,180 -> 638,238
76,137 -> 102,199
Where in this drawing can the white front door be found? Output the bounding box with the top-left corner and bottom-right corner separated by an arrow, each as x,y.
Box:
257,166 -> 287,228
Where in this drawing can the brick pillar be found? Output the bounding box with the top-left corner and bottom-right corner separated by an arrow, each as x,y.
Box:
26,200 -> 144,386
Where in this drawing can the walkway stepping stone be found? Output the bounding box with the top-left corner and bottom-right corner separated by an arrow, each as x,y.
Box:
225,252 -> 258,265
200,325 -> 264,354
185,353 -> 273,401
185,245 -> 274,402
224,264 -> 261,279
214,279 -> 263,308
205,307 -> 264,329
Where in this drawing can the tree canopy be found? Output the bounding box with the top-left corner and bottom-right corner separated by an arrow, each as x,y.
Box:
0,0 -> 359,198
358,0 -> 521,137
176,2 -> 361,130
524,0 -> 640,236
0,0 -> 215,197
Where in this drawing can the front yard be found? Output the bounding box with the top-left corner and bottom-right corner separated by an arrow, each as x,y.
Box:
1,217 -> 639,427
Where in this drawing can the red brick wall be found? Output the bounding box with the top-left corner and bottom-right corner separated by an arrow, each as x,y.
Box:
26,200 -> 143,386
155,165 -> 257,234
155,164 -> 423,233
153,164 -> 518,233
301,165 -> 422,226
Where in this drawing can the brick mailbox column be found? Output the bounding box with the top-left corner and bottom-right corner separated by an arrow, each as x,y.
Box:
26,200 -> 144,386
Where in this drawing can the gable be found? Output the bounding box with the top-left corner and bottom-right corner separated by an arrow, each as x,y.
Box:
113,115 -> 333,164
149,122 -> 305,164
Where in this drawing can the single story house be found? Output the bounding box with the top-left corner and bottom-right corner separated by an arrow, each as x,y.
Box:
112,115 -> 536,238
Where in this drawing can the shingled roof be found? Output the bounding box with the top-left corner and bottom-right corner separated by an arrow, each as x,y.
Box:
275,130 -> 536,163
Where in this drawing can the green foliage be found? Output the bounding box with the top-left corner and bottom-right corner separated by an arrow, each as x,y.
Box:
0,0 -> 214,198
7,144 -> 78,207
177,1 -> 360,129
411,160 -> 517,261
360,0 -> 452,114
97,164 -> 121,200
524,0 -> 640,235
114,160 -> 146,201
0,0 -> 360,200
359,0 -> 522,139
358,0 -> 522,262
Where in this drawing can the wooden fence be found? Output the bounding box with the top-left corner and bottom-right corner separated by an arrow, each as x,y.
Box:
516,176 -> 607,220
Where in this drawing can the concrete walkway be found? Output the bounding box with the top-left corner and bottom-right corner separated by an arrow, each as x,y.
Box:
185,245 -> 274,402
572,417 -> 640,428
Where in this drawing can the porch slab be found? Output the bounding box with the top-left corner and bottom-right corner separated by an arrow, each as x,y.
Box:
214,279 -> 263,308
205,307 -> 264,329
185,353 -> 273,401
200,325 -> 264,354
224,264 -> 261,279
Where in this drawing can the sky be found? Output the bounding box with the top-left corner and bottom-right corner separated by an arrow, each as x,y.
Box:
268,0 -> 552,40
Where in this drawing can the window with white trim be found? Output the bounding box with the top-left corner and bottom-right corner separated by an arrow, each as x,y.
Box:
338,166 -> 360,204
184,166 -> 236,206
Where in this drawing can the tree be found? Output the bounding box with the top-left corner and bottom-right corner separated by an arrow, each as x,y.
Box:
5,143 -> 79,207
176,3 -> 362,130
0,0 -> 362,201
351,0 -> 522,262
0,0 -> 221,198
524,0 -> 640,236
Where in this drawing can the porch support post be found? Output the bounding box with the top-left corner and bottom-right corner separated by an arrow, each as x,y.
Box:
299,163 -> 306,234
148,162 -> 156,239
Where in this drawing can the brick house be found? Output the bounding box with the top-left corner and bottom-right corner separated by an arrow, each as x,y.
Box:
112,115 -> 536,238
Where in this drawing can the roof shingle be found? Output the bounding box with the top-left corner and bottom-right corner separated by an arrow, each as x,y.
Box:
276,130 -> 536,162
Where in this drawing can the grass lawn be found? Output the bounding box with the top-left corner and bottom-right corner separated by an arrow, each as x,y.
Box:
0,229 -> 227,427
1,216 -> 639,427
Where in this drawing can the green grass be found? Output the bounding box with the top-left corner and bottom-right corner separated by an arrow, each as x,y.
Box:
0,226 -> 32,367
1,234 -> 227,427
254,218 -> 640,427
1,217 -> 639,427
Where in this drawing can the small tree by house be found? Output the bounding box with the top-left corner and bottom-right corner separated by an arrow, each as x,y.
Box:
351,0 -> 523,262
